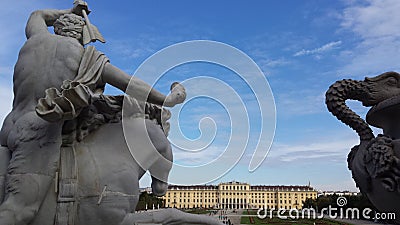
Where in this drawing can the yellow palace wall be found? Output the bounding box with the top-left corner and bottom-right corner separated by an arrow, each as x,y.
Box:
162,181 -> 317,210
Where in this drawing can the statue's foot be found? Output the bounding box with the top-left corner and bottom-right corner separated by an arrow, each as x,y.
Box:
151,177 -> 168,196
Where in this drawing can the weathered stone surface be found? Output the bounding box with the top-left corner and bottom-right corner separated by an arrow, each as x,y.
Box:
326,71 -> 400,224
0,1 -> 220,224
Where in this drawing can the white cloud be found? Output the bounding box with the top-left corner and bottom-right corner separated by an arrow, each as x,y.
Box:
276,91 -> 326,116
173,145 -> 225,166
266,135 -> 359,164
339,0 -> 400,76
293,41 -> 342,57
315,179 -> 358,192
341,0 -> 400,39
256,58 -> 291,75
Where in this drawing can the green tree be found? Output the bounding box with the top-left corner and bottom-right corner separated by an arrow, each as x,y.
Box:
311,193 -> 376,213
136,191 -> 165,211
316,196 -> 333,212
303,197 -> 316,209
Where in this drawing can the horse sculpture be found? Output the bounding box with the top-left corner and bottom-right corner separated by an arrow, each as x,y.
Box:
1,95 -> 222,225
0,1 -> 222,224
326,71 -> 400,224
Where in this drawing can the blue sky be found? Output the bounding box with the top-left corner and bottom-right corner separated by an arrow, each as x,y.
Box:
1,0 -> 400,191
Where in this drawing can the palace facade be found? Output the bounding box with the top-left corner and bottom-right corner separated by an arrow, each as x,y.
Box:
162,181 -> 317,210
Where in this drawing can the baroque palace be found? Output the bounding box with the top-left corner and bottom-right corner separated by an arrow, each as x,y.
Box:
162,181 -> 317,210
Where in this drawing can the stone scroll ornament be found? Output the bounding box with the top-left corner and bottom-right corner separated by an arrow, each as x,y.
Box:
326,72 -> 400,223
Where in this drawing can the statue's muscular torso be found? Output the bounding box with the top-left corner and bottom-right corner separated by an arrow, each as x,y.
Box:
0,32 -> 84,146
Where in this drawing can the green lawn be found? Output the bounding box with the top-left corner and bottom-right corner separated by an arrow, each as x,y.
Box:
184,208 -> 214,214
240,210 -> 353,225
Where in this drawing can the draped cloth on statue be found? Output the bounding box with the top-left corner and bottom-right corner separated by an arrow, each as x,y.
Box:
36,45 -> 110,122
35,46 -> 170,137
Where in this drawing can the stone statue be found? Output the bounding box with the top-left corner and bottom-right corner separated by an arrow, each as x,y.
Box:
326,71 -> 400,224
0,1 -> 222,224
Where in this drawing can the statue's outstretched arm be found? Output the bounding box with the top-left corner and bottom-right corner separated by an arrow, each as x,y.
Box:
25,8 -> 73,39
101,63 -> 186,107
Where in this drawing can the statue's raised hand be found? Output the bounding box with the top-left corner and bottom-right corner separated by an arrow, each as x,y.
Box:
164,82 -> 186,107
72,0 -> 90,16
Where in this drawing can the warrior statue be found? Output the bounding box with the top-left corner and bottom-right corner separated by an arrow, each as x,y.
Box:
0,1 -> 222,225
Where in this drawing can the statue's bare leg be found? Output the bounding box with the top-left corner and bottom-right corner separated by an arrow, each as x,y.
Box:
0,146 -> 11,203
0,112 -> 62,225
145,120 -> 173,196
120,208 -> 223,225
